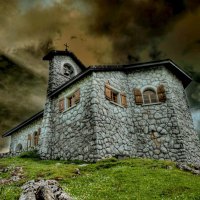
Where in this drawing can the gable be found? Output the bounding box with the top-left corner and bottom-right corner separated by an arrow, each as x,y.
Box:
2,110 -> 43,137
43,50 -> 86,71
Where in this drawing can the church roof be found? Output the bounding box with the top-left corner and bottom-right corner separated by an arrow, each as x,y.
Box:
2,110 -> 43,137
48,59 -> 192,98
43,50 -> 86,71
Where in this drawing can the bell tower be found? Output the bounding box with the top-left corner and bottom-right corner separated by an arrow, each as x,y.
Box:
43,49 -> 86,94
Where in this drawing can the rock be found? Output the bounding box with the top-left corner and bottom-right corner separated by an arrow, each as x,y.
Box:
176,163 -> 200,175
55,163 -> 62,167
174,144 -> 181,149
19,179 -> 73,200
74,168 -> 81,175
154,149 -> 160,155
19,191 -> 36,200
36,185 -> 55,200
0,166 -> 24,185
161,147 -> 168,154
78,164 -> 88,167
59,193 -> 73,200
166,165 -> 173,170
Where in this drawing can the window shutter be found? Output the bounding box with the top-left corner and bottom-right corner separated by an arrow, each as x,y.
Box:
133,88 -> 143,105
34,133 -> 37,146
105,84 -> 112,100
38,128 -> 41,135
157,85 -> 166,102
28,134 -> 31,140
74,89 -> 80,103
37,128 -> 41,145
59,98 -> 65,112
28,134 -> 32,147
121,93 -> 127,107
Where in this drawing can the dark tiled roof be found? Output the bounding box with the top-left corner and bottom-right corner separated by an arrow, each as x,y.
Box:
48,59 -> 192,98
2,110 -> 43,137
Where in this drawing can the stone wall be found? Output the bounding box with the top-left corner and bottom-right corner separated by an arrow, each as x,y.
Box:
10,117 -> 43,153
129,67 -> 200,163
0,152 -> 11,158
38,66 -> 200,164
39,74 -> 98,162
127,67 -> 185,162
171,77 -> 200,163
92,71 -> 136,160
91,67 -> 200,163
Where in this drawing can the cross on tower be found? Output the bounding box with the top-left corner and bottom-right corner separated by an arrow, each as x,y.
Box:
64,43 -> 69,51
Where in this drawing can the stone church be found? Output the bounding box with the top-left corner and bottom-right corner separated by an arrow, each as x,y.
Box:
3,50 -> 200,164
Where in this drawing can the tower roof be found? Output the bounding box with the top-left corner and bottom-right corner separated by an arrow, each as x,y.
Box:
43,50 -> 86,70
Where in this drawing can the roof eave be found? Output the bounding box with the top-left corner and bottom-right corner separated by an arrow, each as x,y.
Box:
2,110 -> 44,137
43,50 -> 86,70
48,59 -> 192,98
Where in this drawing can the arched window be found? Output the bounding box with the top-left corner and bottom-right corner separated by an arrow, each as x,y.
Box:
63,63 -> 74,78
143,89 -> 158,104
16,143 -> 23,152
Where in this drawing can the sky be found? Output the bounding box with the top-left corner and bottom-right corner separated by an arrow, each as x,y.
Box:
0,0 -> 200,152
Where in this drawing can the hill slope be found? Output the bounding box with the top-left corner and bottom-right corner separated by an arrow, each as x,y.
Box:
0,156 -> 200,200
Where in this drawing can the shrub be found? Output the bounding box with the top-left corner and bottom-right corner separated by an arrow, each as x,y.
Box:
19,150 -> 40,159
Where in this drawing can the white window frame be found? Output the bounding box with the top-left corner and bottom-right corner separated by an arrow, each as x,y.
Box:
109,85 -> 123,107
66,93 -> 76,109
59,88 -> 80,112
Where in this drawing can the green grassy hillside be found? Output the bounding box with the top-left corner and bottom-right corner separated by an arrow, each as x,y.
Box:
0,155 -> 200,200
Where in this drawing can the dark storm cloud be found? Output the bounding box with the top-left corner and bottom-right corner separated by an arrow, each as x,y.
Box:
86,0 -> 200,63
84,0 -> 200,108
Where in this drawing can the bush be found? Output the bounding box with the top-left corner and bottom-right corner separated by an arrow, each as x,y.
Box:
19,150 -> 40,159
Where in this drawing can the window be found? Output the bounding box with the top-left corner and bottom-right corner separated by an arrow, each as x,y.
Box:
143,89 -> 158,104
15,143 -> 22,152
63,63 -> 74,78
133,85 -> 166,105
67,95 -> 75,108
59,89 -> 80,112
111,90 -> 119,103
105,82 -> 127,107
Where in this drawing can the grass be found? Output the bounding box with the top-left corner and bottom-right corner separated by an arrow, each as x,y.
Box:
0,155 -> 200,200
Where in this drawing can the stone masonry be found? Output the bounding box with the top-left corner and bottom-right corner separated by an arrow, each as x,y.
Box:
3,50 -> 200,164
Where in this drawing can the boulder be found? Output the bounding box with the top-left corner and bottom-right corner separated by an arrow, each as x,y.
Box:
19,179 -> 73,200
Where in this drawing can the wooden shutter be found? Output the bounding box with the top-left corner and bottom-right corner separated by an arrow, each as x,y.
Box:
105,83 -> 112,100
37,128 -> 41,145
157,85 -> 166,102
59,98 -> 65,112
28,134 -> 32,147
28,134 -> 32,140
121,93 -> 127,107
133,88 -> 143,105
38,128 -> 41,135
74,89 -> 80,103
34,133 -> 37,146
